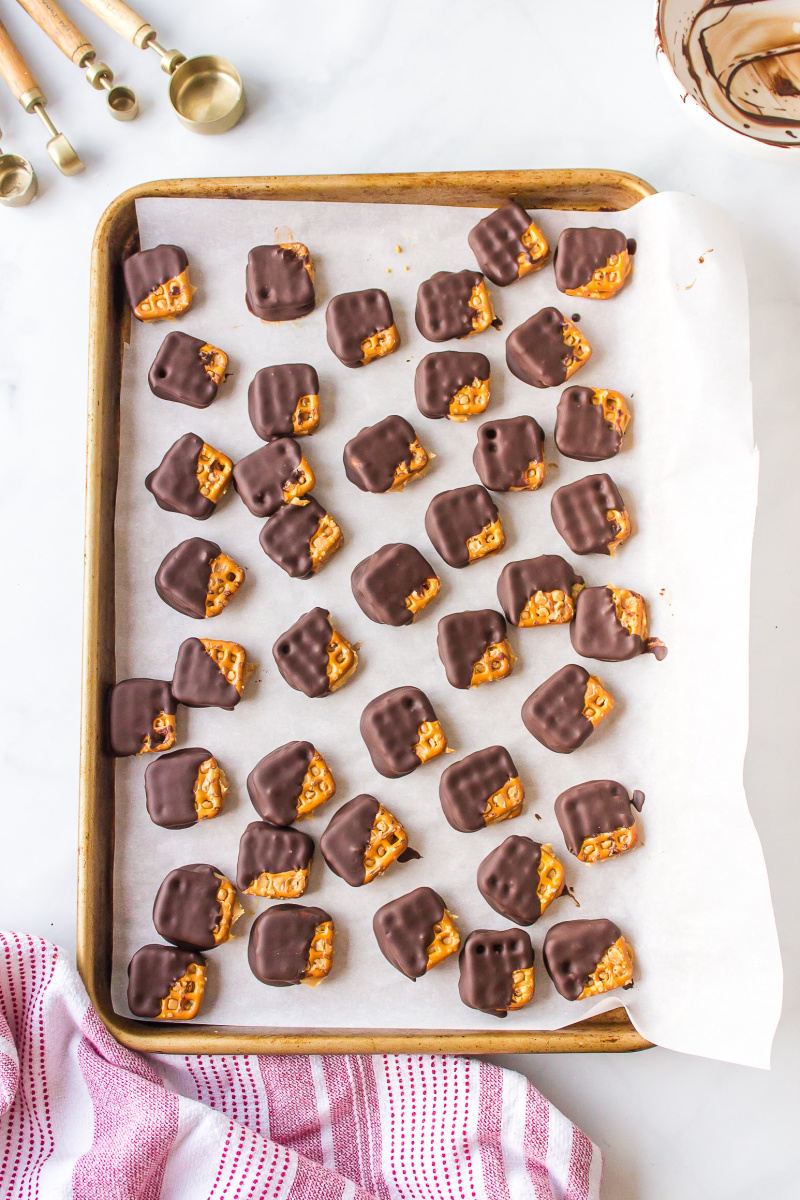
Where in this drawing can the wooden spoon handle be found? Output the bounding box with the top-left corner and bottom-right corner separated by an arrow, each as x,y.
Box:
16,0 -> 93,66
0,15 -> 43,106
75,0 -> 154,48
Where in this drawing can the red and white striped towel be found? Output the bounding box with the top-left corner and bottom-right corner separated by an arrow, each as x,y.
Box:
0,933 -> 602,1200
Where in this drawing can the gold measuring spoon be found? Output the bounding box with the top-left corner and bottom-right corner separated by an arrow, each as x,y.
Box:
16,0 -> 138,120
0,119 -> 37,205
0,14 -> 83,174
75,0 -> 244,133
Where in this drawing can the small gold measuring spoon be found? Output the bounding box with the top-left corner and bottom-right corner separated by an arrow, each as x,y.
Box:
76,0 -> 244,133
0,14 -> 83,174
15,0 -> 138,120
0,120 -> 37,205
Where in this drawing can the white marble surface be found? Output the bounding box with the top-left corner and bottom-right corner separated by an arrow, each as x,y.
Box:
1,1 -> 797,1195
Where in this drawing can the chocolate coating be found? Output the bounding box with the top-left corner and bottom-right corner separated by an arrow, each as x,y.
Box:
245,245 -> 315,322
439,745 -> 518,833
571,586 -> 644,661
259,495 -> 328,579
554,228 -> 630,293
148,332 -> 221,409
343,414 -> 420,494
153,863 -> 227,951
248,363 -> 319,441
555,780 -> 643,857
320,794 -> 380,887
473,415 -> 544,492
145,746 -> 213,829
415,350 -> 491,419
458,928 -> 534,1017
550,473 -> 627,556
248,903 -> 331,987
108,678 -> 175,757
127,944 -> 206,1019
521,664 -> 594,754
326,289 -> 396,367
155,537 -> 220,619
272,607 -> 334,698
172,637 -> 241,710
477,836 -> 546,925
237,821 -> 314,892
415,269 -> 486,342
247,740 -> 316,825
351,543 -> 437,626
360,686 -> 438,779
497,555 -> 584,626
506,307 -> 574,389
233,437 -> 304,518
555,386 -> 623,461
123,244 -> 188,311
145,432 -> 214,520
543,918 -> 623,1000
373,887 -> 446,979
437,609 -> 508,690
468,201 -> 542,287
425,485 -> 500,569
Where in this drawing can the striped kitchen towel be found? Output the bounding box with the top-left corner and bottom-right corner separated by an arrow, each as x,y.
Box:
0,932 -> 602,1199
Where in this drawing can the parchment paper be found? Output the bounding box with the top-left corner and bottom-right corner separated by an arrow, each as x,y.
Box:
111,192 -> 781,1067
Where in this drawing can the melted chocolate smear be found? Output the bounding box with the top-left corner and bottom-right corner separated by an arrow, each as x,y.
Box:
272,607 -> 334,698
247,740 -> 315,825
555,386 -> 623,462
521,664 -> 594,754
236,821 -> 314,891
249,363 -> 319,441
439,745 -> 517,833
425,485 -> 499,569
233,437 -> 303,518
473,414 -> 544,492
458,928 -> 533,1017
554,228 -> 629,293
496,554 -> 584,626
543,918 -> 622,1000
467,201 -> 540,287
248,903 -> 331,987
320,794 -> 380,886
397,846 -> 421,862
172,637 -> 241,710
373,887 -> 445,979
149,331 -> 220,409
563,884 -> 580,907
351,543 -> 437,626
645,638 -> 668,661
414,350 -> 490,418
506,306 -> 572,389
571,586 -> 644,662
153,863 -> 226,951
415,269 -> 486,343
155,537 -> 220,619
550,473 -> 627,556
145,746 -> 213,829
477,836 -> 544,926
326,289 -> 395,368
631,789 -> 646,812
108,678 -> 175,757
259,495 -> 327,579
343,414 -> 419,494
360,686 -> 438,778
123,244 -> 188,310
437,609 -> 507,690
145,432 -> 214,520
245,245 -> 315,322
127,944 -> 205,1018
555,780 -> 638,856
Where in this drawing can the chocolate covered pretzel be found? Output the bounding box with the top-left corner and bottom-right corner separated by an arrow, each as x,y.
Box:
272,608 -> 357,698
237,821 -> 315,898
246,243 -> 315,321
414,351 -> 491,421
543,918 -> 634,999
351,543 -> 440,626
496,554 -> 584,627
233,437 -> 315,518
373,887 -> 460,979
571,585 -> 667,661
153,863 -> 242,951
555,779 -> 644,862
343,415 -> 430,493
506,307 -> 591,389
123,244 -> 193,322
437,609 -> 515,689
127,944 -> 206,1021
247,740 -> 335,824
172,637 -> 249,710
425,485 -> 505,568
458,928 -> 534,1017
477,836 -> 565,925
155,537 -> 244,619
550,474 -> 631,557
259,495 -> 343,578
145,746 -> 228,829
439,745 -> 523,832
554,228 -> 635,300
248,903 -> 334,987
326,289 -> 399,367
415,269 -> 496,342
148,331 -> 227,408
248,363 -> 320,441
108,678 -> 176,757
521,663 -> 614,753
555,386 -> 630,461
360,686 -> 447,778
468,201 -> 549,286
146,433 -> 233,520
320,793 -> 414,886
473,414 -> 546,492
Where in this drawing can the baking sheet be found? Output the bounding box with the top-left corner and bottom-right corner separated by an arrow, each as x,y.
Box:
111,192 -> 781,1067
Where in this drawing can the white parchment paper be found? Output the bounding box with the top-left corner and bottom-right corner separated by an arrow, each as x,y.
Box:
111,192 -> 781,1067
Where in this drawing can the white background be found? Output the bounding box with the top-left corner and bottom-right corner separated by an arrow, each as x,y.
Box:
0,1 -> 797,1196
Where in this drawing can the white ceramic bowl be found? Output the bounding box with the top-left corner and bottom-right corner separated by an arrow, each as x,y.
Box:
656,0 -> 800,161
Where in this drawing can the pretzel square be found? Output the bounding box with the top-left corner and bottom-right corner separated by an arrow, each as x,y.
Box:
364,804 -> 409,883
483,775 -> 524,825
194,756 -> 229,821
467,518 -> 505,563
327,628 -> 358,692
537,844 -> 566,912
135,267 -> 193,322
205,553 -> 245,618
414,720 -> 448,765
159,961 -> 206,1020
579,936 -> 634,998
583,675 -> 614,727
200,639 -> 249,697
197,442 -> 233,504
426,910 -> 461,970
470,638 -> 515,687
297,751 -> 336,819
302,920 -> 335,986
